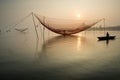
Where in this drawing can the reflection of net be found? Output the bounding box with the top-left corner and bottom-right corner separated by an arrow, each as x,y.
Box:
34,14 -> 102,35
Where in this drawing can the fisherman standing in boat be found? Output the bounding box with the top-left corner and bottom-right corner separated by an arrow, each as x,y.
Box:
106,32 -> 109,37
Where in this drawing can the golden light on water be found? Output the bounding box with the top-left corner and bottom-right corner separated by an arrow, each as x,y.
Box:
77,36 -> 82,51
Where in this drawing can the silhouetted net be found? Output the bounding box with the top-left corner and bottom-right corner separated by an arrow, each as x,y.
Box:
34,13 -> 102,35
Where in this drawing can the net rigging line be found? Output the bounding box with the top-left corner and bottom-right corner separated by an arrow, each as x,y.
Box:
5,13 -> 32,32
1,12 -> 106,40
1,12 -> 40,40
34,13 -> 103,35
32,12 -> 39,40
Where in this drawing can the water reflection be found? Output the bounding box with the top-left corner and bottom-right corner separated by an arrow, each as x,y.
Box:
1,31 -> 120,80
98,39 -> 116,46
106,39 -> 109,45
37,35 -> 87,64
41,35 -> 87,52
98,39 -> 109,45
35,35 -> 119,80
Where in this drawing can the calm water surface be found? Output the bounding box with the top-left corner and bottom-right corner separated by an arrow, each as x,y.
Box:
0,31 -> 120,80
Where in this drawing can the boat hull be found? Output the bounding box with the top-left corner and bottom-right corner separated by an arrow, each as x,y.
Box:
97,36 -> 116,40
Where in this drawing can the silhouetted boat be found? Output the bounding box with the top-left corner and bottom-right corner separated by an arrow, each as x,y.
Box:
97,18 -> 116,41
97,36 -> 116,40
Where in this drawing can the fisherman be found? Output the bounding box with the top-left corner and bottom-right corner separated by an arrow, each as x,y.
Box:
106,32 -> 109,37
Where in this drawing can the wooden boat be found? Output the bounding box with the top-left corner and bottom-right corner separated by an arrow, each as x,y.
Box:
97,36 -> 116,40
97,18 -> 116,41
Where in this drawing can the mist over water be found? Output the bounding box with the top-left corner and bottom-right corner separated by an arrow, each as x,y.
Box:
0,0 -> 120,80
0,30 -> 120,80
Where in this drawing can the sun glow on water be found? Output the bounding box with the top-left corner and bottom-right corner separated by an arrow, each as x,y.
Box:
77,36 -> 82,51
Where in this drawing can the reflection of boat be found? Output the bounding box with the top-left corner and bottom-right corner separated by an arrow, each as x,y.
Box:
97,36 -> 116,41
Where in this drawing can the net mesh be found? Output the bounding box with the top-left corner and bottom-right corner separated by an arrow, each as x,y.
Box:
34,13 -> 102,35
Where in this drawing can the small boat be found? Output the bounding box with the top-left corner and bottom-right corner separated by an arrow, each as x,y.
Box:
97,18 -> 116,41
97,36 -> 116,41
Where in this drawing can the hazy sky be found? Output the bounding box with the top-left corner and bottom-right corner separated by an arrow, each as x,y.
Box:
0,0 -> 120,26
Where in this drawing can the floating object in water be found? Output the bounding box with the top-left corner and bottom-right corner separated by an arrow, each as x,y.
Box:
15,28 -> 28,32
6,30 -> 11,32
98,32 -> 116,40
97,36 -> 116,41
34,13 -> 103,35
97,19 -> 116,41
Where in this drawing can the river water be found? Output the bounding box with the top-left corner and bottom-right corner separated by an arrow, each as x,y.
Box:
0,30 -> 120,80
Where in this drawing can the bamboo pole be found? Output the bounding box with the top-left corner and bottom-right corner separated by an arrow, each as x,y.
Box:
32,12 -> 39,40
103,18 -> 106,35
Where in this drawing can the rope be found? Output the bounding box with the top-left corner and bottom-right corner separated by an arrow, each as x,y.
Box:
6,13 -> 32,32
103,18 -> 105,35
1,12 -> 41,40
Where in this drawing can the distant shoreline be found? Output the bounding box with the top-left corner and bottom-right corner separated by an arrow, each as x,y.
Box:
88,26 -> 120,31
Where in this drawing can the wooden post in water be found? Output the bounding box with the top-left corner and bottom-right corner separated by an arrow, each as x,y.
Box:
32,12 -> 39,40
103,18 -> 106,35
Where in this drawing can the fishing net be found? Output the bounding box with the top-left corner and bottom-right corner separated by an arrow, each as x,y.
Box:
34,13 -> 102,35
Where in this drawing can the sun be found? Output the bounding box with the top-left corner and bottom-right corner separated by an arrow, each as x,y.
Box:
76,14 -> 81,18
